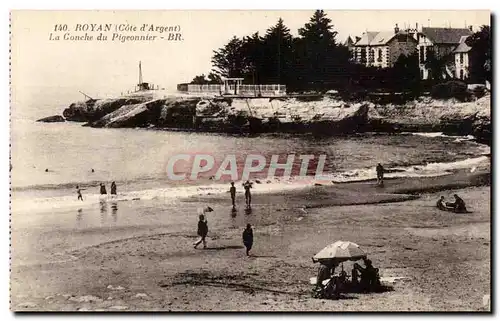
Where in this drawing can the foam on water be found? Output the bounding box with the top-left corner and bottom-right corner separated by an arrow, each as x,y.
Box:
11,155 -> 490,214
404,132 -> 476,141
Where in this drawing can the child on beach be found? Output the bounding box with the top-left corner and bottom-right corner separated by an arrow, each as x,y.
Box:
376,163 -> 384,186
76,185 -> 85,201
243,180 -> 253,208
110,181 -> 117,195
242,224 -> 253,256
194,214 -> 209,249
100,183 -> 107,195
436,196 -> 447,210
230,182 -> 236,208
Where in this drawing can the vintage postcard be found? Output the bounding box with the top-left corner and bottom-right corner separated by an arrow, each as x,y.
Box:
10,10 -> 491,312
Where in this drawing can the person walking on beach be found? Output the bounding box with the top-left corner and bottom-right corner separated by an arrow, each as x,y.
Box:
243,180 -> 253,208
110,181 -> 117,195
194,214 -> 209,249
76,185 -> 85,201
376,163 -> 384,186
242,224 -> 253,256
230,182 -> 236,208
100,183 -> 107,195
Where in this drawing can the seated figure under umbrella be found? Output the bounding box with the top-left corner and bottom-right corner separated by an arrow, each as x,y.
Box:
311,241 -> 380,299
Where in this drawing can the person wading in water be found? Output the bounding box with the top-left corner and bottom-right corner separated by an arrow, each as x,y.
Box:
243,180 -> 253,208
230,182 -> 236,209
110,181 -> 117,195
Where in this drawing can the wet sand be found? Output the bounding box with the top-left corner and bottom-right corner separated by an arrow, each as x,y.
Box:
11,171 -> 491,311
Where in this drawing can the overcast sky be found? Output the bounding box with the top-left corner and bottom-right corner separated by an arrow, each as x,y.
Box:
11,10 -> 490,117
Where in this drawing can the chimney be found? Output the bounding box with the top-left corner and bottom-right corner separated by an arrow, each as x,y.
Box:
394,23 -> 400,34
468,25 -> 473,32
416,22 -> 418,31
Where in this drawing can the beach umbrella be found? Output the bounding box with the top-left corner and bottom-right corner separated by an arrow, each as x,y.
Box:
312,241 -> 366,263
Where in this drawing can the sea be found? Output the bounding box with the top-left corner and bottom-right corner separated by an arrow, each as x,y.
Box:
11,117 -> 491,216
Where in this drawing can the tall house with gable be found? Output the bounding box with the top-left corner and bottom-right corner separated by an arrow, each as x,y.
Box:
352,24 -> 418,68
417,26 -> 473,80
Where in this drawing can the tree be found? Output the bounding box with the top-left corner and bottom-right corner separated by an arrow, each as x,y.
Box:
424,50 -> 451,82
392,53 -> 420,91
241,32 -> 265,84
466,25 -> 491,83
295,10 -> 346,90
211,36 -> 246,78
190,74 -> 208,84
261,18 -> 294,84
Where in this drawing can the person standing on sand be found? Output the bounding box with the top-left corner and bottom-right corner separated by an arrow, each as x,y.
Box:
76,185 -> 85,201
243,180 -> 253,208
376,163 -> 384,185
242,224 -> 253,256
230,182 -> 236,208
194,214 -> 209,249
100,183 -> 107,195
110,181 -> 117,195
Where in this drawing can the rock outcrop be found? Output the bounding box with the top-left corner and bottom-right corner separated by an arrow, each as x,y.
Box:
63,97 -> 148,122
36,115 -> 65,123
88,99 -> 165,128
53,93 -> 490,145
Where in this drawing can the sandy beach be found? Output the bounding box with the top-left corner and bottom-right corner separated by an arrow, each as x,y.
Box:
11,170 -> 491,312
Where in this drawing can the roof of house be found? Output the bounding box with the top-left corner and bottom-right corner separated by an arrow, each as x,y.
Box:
354,31 -> 416,46
354,31 -> 379,46
454,36 -> 472,53
344,36 -> 354,46
421,27 -> 472,44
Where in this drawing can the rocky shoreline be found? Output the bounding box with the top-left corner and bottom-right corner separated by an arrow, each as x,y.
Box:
39,93 -> 491,145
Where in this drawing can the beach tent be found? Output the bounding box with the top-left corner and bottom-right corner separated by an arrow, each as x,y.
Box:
312,241 -> 366,263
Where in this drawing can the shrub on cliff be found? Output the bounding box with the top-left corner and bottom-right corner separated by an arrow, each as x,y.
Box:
431,81 -> 471,102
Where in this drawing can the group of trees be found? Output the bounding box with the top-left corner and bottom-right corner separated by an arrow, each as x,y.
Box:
190,10 -> 491,93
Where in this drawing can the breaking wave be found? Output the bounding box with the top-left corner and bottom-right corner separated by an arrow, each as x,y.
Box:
11,155 -> 490,214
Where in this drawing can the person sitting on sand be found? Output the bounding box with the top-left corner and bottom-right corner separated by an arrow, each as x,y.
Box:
242,224 -> 253,256
451,194 -> 467,213
194,214 -> 209,249
354,258 -> 378,292
230,182 -> 236,208
376,163 -> 384,186
316,261 -> 337,289
436,196 -> 447,211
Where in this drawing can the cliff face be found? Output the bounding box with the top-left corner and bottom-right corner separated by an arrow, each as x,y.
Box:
57,94 -> 491,144
371,95 -> 491,144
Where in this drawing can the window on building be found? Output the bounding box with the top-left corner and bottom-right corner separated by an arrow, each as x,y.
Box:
425,46 -> 434,61
419,46 -> 425,63
460,53 -> 464,64
420,69 -> 424,79
377,48 -> 383,62
369,49 -> 375,64
460,69 -> 464,80
360,48 -> 366,63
